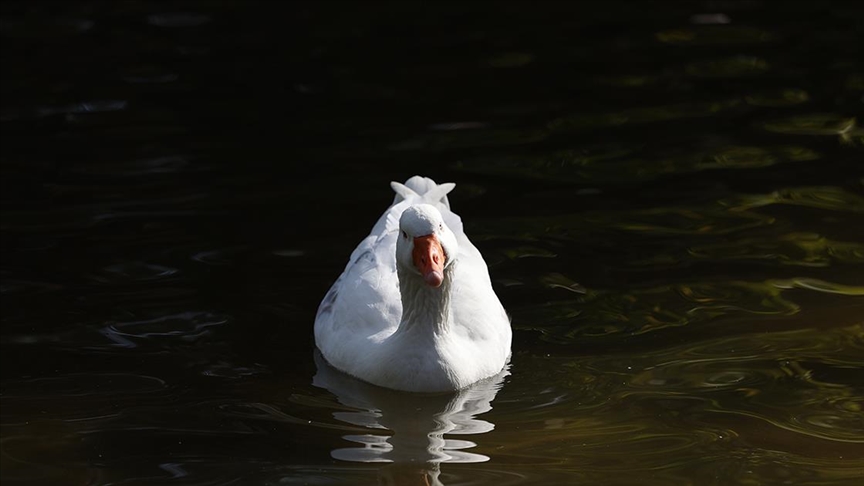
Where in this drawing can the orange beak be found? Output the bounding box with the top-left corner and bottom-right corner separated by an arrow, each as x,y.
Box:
412,234 -> 445,287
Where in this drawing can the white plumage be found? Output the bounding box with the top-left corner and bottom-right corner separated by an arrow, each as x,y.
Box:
314,176 -> 511,392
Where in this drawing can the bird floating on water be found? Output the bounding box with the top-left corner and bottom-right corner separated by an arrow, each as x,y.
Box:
314,176 -> 511,392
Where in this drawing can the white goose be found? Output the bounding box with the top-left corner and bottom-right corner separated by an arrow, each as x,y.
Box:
314,176 -> 511,392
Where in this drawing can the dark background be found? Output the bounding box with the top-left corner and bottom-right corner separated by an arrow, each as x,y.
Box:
2,1 -> 863,485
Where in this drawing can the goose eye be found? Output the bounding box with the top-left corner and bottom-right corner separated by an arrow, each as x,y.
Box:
402,231 -> 407,239
439,223 -> 444,231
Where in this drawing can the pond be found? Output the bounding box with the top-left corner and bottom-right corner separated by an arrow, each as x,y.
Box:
1,1 -> 863,485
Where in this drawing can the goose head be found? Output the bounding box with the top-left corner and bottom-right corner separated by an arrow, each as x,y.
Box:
396,205 -> 458,288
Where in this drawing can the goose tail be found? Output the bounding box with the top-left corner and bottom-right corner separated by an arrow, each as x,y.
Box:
390,175 -> 455,209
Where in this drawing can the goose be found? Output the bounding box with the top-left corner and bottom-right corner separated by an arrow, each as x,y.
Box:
314,176 -> 511,392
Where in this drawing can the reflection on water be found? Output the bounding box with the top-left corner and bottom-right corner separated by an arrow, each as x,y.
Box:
313,351 -> 507,475
2,0 -> 864,485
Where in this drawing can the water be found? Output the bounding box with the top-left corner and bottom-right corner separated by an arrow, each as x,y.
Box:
1,1 -> 863,485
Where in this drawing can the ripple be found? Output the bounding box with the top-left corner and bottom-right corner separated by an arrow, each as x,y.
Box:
98,262 -> 179,282
217,402 -> 360,433
772,278 -> 864,296
191,247 -> 247,265
42,100 -> 128,118
799,413 -> 862,434
467,324 -> 864,479
686,56 -> 769,77
2,100 -> 129,121
200,361 -> 269,379
456,144 -> 816,184
540,273 -> 587,294
257,464 -> 540,486
96,311 -> 229,350
71,155 -> 189,177
761,114 -> 859,137
509,279 -> 853,342
656,25 -> 777,45
453,144 -> 637,183
745,88 -> 810,107
722,186 -> 864,212
501,246 -> 557,260
470,204 -> 774,252
548,99 -> 741,131
701,145 -> 819,168
594,73 -> 663,88
704,370 -> 752,386
685,232 -> 864,267
597,206 -> 771,236
2,373 -> 166,398
631,361 -> 778,391
579,324 -> 864,444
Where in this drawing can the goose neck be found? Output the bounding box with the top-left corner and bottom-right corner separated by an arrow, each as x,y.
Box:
397,263 -> 455,335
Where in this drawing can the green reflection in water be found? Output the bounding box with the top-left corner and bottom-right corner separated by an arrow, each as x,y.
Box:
686,233 -> 864,267
502,246 -> 558,260
721,186 -> 864,213
511,278 -> 863,342
601,205 -> 767,235
760,114 -> 862,144
595,74 -> 662,88
655,25 -> 777,45
540,273 -> 587,294
616,324 -> 864,441
456,145 -> 820,183
745,88 -> 810,107
488,322 -> 864,482
474,204 -> 773,241
475,184 -> 864,343
686,56 -> 769,78
548,99 -> 741,132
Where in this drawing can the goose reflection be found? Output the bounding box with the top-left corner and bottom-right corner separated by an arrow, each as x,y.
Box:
312,351 -> 508,474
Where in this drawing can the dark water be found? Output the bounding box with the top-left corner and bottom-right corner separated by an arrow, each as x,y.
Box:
2,1 -> 863,485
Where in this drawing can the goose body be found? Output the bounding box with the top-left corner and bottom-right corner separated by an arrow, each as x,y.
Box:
314,176 -> 511,392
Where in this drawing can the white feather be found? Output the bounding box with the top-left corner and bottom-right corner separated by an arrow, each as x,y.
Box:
314,176 -> 511,392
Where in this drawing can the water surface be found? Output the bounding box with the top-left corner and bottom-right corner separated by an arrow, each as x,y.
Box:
1,1 -> 863,485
